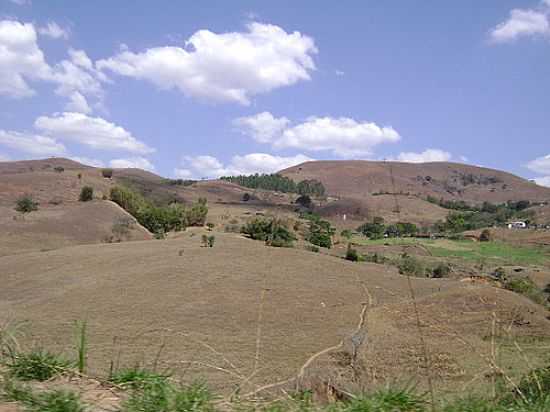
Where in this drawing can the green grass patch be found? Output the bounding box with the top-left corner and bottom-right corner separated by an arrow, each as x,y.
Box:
110,367 -> 169,389
2,381 -> 85,412
7,350 -> 72,381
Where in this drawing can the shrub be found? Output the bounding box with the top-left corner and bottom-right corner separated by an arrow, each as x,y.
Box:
305,245 -> 319,253
79,186 -> 93,202
341,229 -> 352,239
305,215 -> 334,248
345,244 -> 360,262
357,218 -> 385,239
432,263 -> 451,278
480,229 -> 492,242
516,365 -> 550,403
241,217 -> 296,247
101,168 -> 113,178
295,194 -> 312,208
186,198 -> 208,226
53,166 -> 64,173
206,222 -> 215,231
242,192 -> 251,202
15,195 -> 38,213
398,254 -> 426,277
7,350 -> 72,381
504,277 -> 545,305
207,235 -> 215,247
364,252 -> 387,264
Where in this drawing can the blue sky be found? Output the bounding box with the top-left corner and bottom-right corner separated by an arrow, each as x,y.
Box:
1,0 -> 549,186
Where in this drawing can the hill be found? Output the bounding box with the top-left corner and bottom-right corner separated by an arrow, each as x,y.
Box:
280,160 -> 550,204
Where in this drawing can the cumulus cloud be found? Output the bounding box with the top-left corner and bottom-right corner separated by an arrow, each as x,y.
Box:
38,22 -> 69,39
395,148 -> 453,163
0,130 -> 66,156
234,112 -> 400,157
97,22 -> 317,105
0,20 -> 106,112
174,152 -> 313,179
34,112 -> 154,154
109,156 -> 155,171
490,2 -> 550,42
233,112 -> 289,143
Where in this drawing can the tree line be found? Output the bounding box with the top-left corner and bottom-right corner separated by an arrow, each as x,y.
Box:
220,173 -> 326,197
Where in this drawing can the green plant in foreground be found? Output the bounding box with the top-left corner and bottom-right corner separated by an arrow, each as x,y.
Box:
110,367 -> 169,389
78,186 -> 94,202
2,381 -> 85,412
74,320 -> 87,374
7,350 -> 71,381
122,380 -> 214,412
343,386 -> 426,412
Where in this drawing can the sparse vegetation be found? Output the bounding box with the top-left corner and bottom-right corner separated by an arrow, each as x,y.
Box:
345,243 -> 360,262
15,195 -> 38,213
398,254 -> 426,277
78,186 -> 94,202
110,367 -> 169,389
504,277 -> 545,305
53,166 -> 65,173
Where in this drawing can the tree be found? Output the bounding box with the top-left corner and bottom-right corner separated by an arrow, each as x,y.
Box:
241,217 -> 296,247
295,195 -> 312,208
79,186 -> 94,202
15,195 -> 38,213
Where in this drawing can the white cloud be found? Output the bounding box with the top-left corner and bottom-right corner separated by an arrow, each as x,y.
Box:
490,3 -> 550,42
395,148 -> 453,163
0,130 -> 66,156
38,22 -> 69,40
235,112 -> 400,157
0,20 -> 51,98
109,157 -> 155,171
69,156 -> 105,167
175,152 -> 313,179
34,112 -> 154,154
527,154 -> 550,174
0,20 -> 106,112
534,176 -> 550,187
233,112 -> 289,143
97,22 -> 317,105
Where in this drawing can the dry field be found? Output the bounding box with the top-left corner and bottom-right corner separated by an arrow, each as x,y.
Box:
1,229 -> 549,400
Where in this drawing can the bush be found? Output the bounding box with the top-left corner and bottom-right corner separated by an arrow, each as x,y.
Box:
101,168 -> 113,178
432,263 -> 451,278
295,194 -> 312,208
345,244 -> 360,262
15,195 -> 38,213
79,186 -> 94,202
504,277 -> 545,305
341,229 -> 352,239
186,198 -> 208,226
53,166 -> 64,173
241,217 -> 296,247
480,229 -> 492,242
305,245 -> 319,253
398,254 -> 426,277
242,192 -> 251,202
207,235 -> 215,247
304,214 -> 335,248
7,350 -> 71,381
357,218 -> 385,239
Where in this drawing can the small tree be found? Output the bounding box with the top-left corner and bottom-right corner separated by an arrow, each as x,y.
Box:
101,168 -> 113,179
79,186 -> 94,202
15,195 -> 38,213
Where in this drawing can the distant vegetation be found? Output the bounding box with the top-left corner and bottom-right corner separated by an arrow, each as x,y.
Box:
164,178 -> 196,187
357,217 -> 417,240
301,211 -> 335,248
220,173 -> 326,197
109,186 -> 208,236
15,195 -> 38,214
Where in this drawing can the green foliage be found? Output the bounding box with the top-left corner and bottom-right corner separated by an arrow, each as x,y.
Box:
207,235 -> 215,247
165,178 -> 195,186
122,380 -> 214,412
2,383 -> 86,412
78,186 -> 93,202
110,186 -> 208,235
220,173 -> 325,197
101,168 -> 113,178
110,367 -> 169,390
343,386 -> 425,412
503,277 -> 545,305
15,195 -> 38,213
7,350 -> 71,381
241,217 -> 296,247
74,321 -> 87,374
363,252 -> 388,264
516,365 -> 550,403
302,213 -> 334,248
305,245 -> 319,253
357,218 -> 385,239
